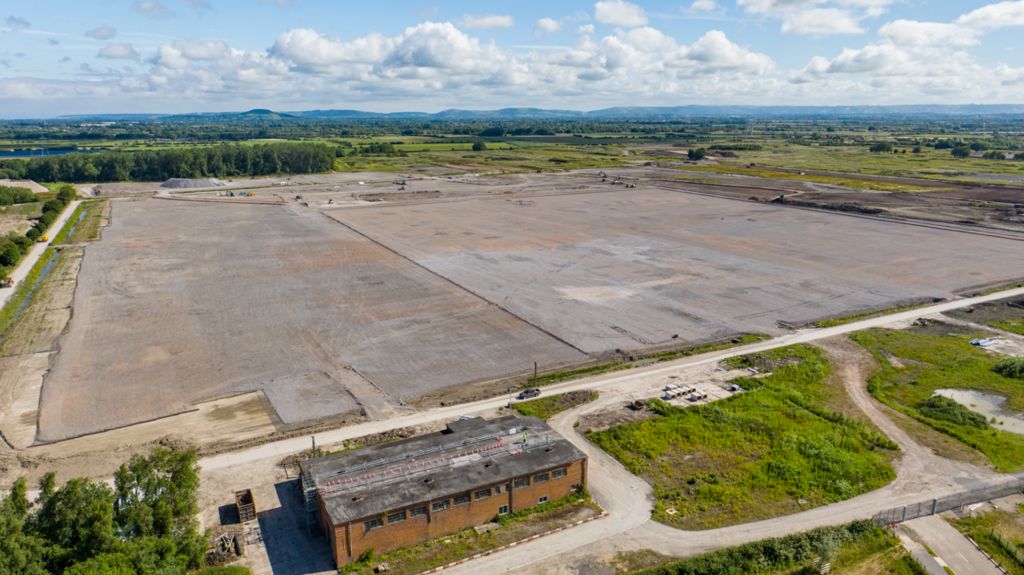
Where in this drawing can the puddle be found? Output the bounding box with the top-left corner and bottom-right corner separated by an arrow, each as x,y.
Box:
934,388 -> 1024,435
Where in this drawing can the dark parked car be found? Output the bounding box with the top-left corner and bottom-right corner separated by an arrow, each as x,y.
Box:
517,387 -> 541,400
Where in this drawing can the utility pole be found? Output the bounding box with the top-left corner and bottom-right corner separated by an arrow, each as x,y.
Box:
533,361 -> 538,386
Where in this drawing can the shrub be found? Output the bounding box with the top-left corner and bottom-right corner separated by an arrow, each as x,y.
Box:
917,395 -> 988,428
993,357 -> 1024,379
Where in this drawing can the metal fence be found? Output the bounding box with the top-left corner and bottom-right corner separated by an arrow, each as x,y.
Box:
872,478 -> 1024,526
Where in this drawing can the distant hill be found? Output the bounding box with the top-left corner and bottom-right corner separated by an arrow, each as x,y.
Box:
53,104 -> 1024,123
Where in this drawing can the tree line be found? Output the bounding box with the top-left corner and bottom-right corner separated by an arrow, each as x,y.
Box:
0,448 -> 225,575
0,143 -> 335,183
1,185 -> 76,279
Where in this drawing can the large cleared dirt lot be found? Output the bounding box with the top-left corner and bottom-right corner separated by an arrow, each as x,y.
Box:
36,181 -> 1024,442
335,188 -> 1024,353
38,199 -> 585,442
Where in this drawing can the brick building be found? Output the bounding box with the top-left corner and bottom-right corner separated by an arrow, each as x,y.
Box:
299,415 -> 588,567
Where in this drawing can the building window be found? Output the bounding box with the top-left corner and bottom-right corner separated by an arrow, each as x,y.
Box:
363,517 -> 383,533
538,496 -> 548,504
474,488 -> 492,500
454,493 -> 471,506
387,510 -> 407,524
514,477 -> 530,489
432,499 -> 450,513
498,505 -> 509,515
552,468 -> 567,479
410,506 -> 427,518
533,472 -> 549,484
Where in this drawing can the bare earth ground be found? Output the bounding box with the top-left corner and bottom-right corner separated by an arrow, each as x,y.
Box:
38,198 -> 585,441
335,186 -> 1024,354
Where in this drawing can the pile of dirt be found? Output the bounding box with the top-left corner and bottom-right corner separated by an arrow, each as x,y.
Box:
161,178 -> 226,189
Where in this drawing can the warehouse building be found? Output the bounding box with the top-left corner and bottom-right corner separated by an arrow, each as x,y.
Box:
299,415 -> 588,567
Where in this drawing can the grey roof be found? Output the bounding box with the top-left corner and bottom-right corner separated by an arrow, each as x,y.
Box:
300,415 -> 586,525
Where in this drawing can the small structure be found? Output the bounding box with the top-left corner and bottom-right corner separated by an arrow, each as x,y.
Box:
235,489 -> 256,523
300,415 -> 588,567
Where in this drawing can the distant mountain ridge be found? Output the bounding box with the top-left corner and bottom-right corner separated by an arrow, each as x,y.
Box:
52,104 -> 1024,122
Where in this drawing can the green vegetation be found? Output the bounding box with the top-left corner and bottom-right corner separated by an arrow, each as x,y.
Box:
918,395 -> 989,428
0,447 -> 210,575
0,184 -> 74,280
193,568 -> 252,575
633,521 -> 925,575
532,334 -> 766,388
339,494 -> 599,575
813,301 -> 933,328
513,390 -> 598,420
950,509 -> 1024,575
0,142 -> 334,183
995,357 -> 1024,379
590,345 -> 897,529
0,185 -> 38,205
850,327 -> 1024,471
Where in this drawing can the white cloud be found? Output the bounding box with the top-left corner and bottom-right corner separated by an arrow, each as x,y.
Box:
690,0 -> 721,12
183,0 -> 213,12
878,20 -> 971,47
535,17 -> 562,37
782,8 -> 864,35
459,14 -> 515,30
271,28 -> 395,72
594,0 -> 648,27
132,0 -> 173,18
98,42 -> 140,60
85,25 -> 117,40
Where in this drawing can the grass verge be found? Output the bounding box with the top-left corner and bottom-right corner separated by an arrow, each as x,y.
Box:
530,334 -> 767,388
949,508 -> 1024,575
339,492 -> 600,575
513,390 -> 598,420
813,300 -> 935,328
589,345 -> 897,529
632,521 -> 926,575
849,327 -> 1024,472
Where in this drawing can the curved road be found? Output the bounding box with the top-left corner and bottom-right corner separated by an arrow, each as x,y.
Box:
440,336 -> 1016,574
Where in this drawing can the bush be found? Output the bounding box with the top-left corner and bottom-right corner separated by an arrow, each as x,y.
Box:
472,141 -> 487,151
0,185 -> 38,205
869,142 -> 894,153
994,357 -> 1024,379
917,395 -> 988,428
687,148 -> 706,161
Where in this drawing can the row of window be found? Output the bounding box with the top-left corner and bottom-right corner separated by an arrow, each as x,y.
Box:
361,467 -> 570,533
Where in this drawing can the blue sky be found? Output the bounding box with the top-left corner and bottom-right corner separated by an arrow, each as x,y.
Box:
1,0 -> 1023,117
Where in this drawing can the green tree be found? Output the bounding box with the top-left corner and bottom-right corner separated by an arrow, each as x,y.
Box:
687,148 -> 706,161
0,479 -> 50,575
951,145 -> 971,158
35,478 -> 116,571
472,141 -> 487,151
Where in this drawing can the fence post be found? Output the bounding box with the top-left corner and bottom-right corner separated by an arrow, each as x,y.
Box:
931,498 -> 937,515
901,506 -> 907,522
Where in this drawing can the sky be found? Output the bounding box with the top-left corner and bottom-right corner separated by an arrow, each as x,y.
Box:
1,0 -> 1023,117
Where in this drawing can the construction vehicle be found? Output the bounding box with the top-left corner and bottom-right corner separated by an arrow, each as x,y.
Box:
38,234 -> 48,243
0,275 -> 12,288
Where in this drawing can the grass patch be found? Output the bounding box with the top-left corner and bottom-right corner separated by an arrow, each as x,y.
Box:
950,509 -> 1024,575
513,390 -> 598,420
531,334 -> 767,388
633,521 -> 925,575
850,327 -> 1024,472
677,164 -> 930,192
589,345 -> 897,529
0,247 -> 56,338
813,301 -> 934,328
339,493 -> 599,575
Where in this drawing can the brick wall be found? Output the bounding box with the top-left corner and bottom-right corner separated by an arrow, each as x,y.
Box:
327,458 -> 587,566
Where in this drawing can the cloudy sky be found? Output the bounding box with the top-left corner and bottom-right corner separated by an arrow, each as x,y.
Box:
1,0 -> 1023,117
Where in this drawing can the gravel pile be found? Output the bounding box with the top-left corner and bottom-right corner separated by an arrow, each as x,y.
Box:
160,178 -> 226,189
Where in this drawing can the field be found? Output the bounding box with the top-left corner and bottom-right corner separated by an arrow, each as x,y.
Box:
30,170 -> 1024,443
589,346 -> 897,529
336,184 -> 1024,353
850,325 -> 1024,471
